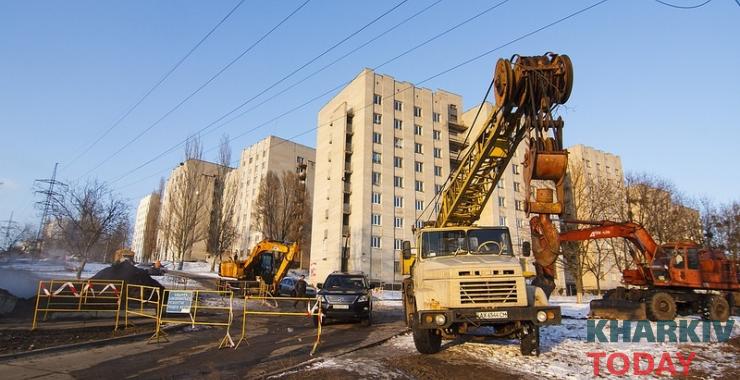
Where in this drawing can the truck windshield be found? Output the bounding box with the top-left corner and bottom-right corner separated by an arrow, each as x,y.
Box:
420,229 -> 512,258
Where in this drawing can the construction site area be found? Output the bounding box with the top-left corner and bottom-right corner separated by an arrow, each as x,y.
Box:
1,1 -> 739,379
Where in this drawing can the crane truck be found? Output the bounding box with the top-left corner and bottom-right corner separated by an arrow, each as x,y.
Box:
400,53 -> 573,356
538,220 -> 740,321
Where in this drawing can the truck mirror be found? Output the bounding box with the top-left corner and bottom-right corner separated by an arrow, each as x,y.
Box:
522,241 -> 531,257
402,240 -> 413,260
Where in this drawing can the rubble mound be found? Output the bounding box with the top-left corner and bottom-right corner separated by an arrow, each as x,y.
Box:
91,260 -> 163,290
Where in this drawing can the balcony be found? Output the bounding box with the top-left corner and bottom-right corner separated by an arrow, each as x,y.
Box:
345,125 -> 353,136
345,143 -> 353,154
344,162 -> 352,174
343,182 -> 352,194
342,225 -> 350,236
343,203 -> 352,214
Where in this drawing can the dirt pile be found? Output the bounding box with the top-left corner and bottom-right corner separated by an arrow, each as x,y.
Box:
91,261 -> 163,290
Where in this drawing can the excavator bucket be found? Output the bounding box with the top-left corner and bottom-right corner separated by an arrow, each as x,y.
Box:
589,298 -> 647,320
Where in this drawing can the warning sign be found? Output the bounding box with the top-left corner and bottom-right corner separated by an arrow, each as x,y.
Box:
166,291 -> 193,313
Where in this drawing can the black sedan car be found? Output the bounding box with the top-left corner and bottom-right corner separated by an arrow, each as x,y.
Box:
316,272 -> 373,326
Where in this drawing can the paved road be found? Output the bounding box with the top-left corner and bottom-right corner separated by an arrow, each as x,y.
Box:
0,302 -> 405,379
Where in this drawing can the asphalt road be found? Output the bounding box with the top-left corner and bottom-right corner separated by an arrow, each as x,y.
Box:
0,301 -> 406,379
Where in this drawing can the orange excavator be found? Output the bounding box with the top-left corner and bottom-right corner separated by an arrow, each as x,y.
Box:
534,220 -> 739,321
218,240 -> 299,294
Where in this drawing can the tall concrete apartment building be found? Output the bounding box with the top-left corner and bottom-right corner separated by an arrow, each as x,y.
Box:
562,144 -> 625,293
132,193 -> 160,263
310,69 -> 466,285
230,135 -> 316,266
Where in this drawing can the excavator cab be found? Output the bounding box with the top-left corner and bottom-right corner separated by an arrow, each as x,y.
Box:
666,245 -> 702,287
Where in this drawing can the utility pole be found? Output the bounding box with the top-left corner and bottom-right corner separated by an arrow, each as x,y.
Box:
34,163 -> 62,253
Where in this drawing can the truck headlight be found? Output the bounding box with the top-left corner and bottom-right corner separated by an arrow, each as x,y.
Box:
357,295 -> 368,302
536,311 -> 547,322
434,314 -> 446,326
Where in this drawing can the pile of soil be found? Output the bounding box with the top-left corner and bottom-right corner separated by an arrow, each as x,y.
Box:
0,323 -> 157,355
91,261 -> 162,290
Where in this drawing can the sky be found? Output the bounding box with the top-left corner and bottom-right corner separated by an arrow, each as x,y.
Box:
1,0 -> 738,227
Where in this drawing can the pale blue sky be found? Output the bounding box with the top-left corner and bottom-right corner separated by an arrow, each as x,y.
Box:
1,0 -> 738,225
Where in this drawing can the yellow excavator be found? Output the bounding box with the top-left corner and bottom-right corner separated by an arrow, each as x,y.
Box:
218,240 -> 299,294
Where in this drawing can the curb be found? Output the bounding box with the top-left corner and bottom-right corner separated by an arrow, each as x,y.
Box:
261,327 -> 410,379
0,324 -> 181,362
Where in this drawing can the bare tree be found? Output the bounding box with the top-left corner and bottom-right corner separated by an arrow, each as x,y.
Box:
252,170 -> 311,247
49,180 -> 129,278
207,135 -> 239,271
702,199 -> 739,260
162,136 -> 209,270
626,173 -> 703,244
1,222 -> 35,254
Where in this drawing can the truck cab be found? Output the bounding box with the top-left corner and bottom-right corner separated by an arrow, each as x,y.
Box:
401,226 -> 560,356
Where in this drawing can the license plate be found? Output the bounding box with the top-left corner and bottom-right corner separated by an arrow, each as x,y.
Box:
476,311 -> 508,319
333,304 -> 350,309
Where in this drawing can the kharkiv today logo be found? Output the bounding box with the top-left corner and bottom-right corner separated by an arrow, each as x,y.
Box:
585,319 -> 736,376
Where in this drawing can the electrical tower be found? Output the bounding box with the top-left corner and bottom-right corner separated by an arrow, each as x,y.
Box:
33,163 -> 64,252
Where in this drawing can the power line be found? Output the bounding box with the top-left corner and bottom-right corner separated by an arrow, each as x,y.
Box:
109,0 -> 412,183
121,0 -> 609,199
76,0 -> 312,179
653,0 -> 713,9
65,0 -> 247,169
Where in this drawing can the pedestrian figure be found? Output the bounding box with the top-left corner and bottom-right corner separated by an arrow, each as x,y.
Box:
293,275 -> 307,308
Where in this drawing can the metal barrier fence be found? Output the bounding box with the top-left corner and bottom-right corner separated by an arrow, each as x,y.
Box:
154,289 -> 234,348
238,296 -> 323,355
124,284 -> 162,340
31,279 -> 124,330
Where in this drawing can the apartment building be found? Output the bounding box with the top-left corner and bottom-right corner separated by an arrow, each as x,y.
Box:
562,144 -> 626,293
231,135 -> 316,267
132,193 -> 160,263
156,159 -> 227,262
310,68 -> 465,285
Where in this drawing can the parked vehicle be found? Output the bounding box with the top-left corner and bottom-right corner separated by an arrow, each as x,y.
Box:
277,277 -> 317,298
316,272 -> 373,326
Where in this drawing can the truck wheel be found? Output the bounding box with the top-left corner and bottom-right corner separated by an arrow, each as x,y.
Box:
703,295 -> 730,322
646,292 -> 676,321
412,323 -> 441,354
520,322 -> 540,356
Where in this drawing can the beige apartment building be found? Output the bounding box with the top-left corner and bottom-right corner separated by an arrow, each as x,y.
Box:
156,159 -> 228,262
311,68 -> 469,285
562,144 -> 625,293
132,193 -> 160,263
230,135 -> 316,267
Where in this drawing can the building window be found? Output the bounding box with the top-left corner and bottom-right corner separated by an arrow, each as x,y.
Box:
497,179 -> 505,189
433,130 -> 441,140
433,148 -> 442,158
516,218 -> 524,228
434,166 -> 442,176
371,235 -> 381,248
414,106 -> 422,117
394,217 -> 404,228
373,113 -> 382,124
512,164 -> 520,174
414,124 -> 423,135
394,137 -> 403,148
394,156 -> 402,168
433,112 -> 440,122
371,213 -> 381,226
415,161 -> 423,173
414,143 -> 423,154
498,196 -> 505,207
415,199 -> 424,211
373,94 -> 382,105
372,171 -> 381,186
394,196 -> 403,208
372,151 -> 381,164
394,239 -> 403,251
435,184 -> 442,194
515,200 -> 525,211
513,182 -> 521,192
415,220 -> 424,228
499,216 -> 507,226
394,118 -> 402,130
394,176 -> 404,188
415,180 -> 424,192
373,132 -> 382,144
394,100 -> 402,111
372,192 -> 381,204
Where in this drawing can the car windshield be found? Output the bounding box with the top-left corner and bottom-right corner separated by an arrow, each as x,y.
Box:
420,228 -> 513,258
324,276 -> 366,289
